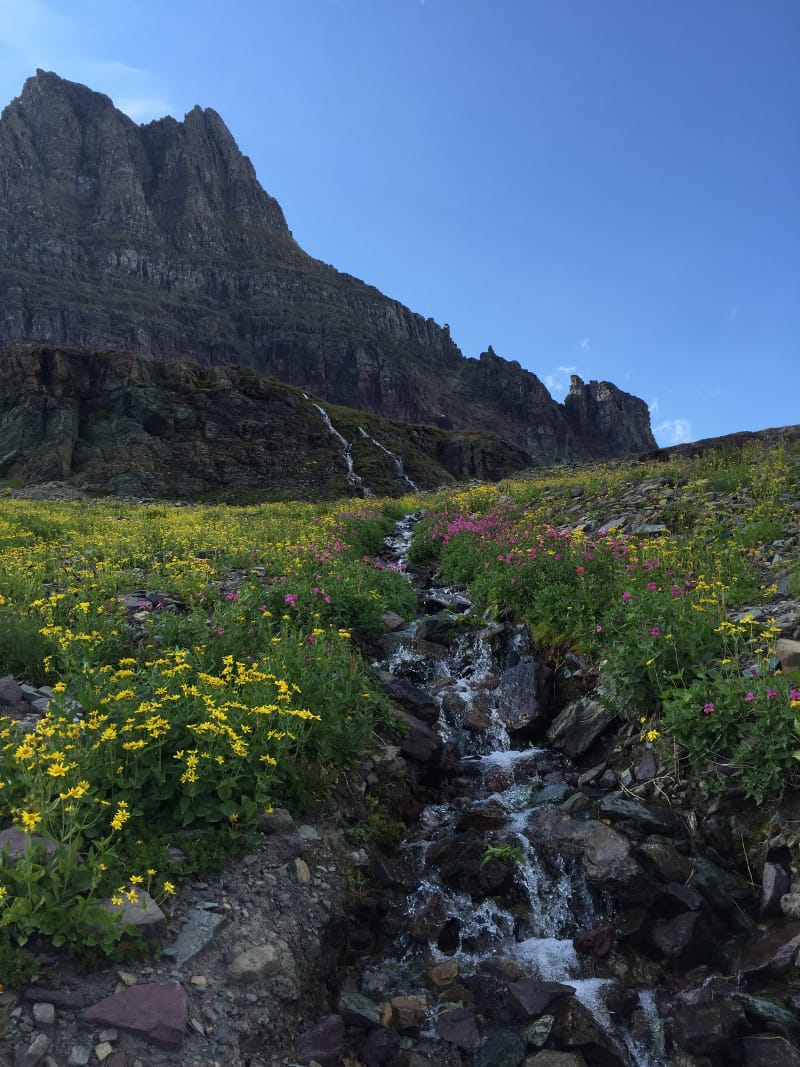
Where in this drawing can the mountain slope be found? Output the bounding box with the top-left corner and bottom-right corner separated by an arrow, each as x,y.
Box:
0,71 -> 656,462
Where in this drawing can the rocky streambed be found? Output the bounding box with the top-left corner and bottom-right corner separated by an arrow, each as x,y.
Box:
4,515 -> 800,1067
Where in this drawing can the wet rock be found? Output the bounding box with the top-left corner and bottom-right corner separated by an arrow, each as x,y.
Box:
507,979 -> 575,1020
689,853 -> 755,916
435,1006 -> 482,1051
523,1054 -> 589,1067
457,803 -> 507,831
473,1029 -> 526,1067
414,613 -> 462,646
429,960 -> 459,988
359,1026 -> 400,1067
733,992 -> 800,1039
760,861 -> 791,917
82,981 -> 187,1050
391,707 -> 443,762
546,697 -> 617,758
598,794 -> 679,834
478,957 -> 526,982
735,922 -> 800,977
437,916 -> 461,954
660,881 -> 704,913
650,911 -> 711,967
379,675 -> 439,723
293,1014 -> 345,1066
669,999 -> 746,1056
389,994 -> 428,1034
637,840 -> 692,884
382,610 -> 406,631
495,659 -> 549,739
573,924 -> 614,958
527,808 -> 649,903
552,995 -> 632,1065
741,1035 -> 800,1065
781,893 -> 800,919
338,990 -> 381,1028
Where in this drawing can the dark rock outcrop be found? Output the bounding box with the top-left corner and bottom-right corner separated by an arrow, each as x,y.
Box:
0,71 -> 656,465
0,345 -> 532,499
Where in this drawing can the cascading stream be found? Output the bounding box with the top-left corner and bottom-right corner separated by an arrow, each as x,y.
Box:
357,514 -> 667,1066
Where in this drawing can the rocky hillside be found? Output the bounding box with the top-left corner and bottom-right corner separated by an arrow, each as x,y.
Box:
0,345 -> 534,499
0,71 -> 656,464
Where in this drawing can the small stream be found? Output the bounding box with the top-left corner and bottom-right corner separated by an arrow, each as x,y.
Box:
337,515 -> 669,1065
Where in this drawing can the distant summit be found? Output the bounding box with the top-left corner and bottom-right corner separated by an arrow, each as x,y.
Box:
0,71 -> 656,463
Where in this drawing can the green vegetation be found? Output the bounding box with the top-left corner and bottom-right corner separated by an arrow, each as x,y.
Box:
0,437 -> 798,978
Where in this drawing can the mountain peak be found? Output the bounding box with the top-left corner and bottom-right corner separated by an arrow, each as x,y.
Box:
0,72 -> 656,463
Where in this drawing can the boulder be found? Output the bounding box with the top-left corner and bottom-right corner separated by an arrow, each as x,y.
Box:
546,697 -> 617,758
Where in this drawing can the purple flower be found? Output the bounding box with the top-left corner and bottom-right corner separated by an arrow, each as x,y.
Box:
225,592 -> 239,602
649,627 -> 660,637
703,702 -> 714,715
745,692 -> 755,702
284,593 -> 298,606
647,582 -> 657,592
671,587 -> 682,598
766,688 -> 778,699
791,688 -> 800,702
622,591 -> 632,602
596,624 -> 603,633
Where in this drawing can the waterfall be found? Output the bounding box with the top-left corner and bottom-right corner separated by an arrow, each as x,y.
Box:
358,426 -> 420,491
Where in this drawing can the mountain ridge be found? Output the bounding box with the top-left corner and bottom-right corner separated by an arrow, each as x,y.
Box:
0,70 -> 656,469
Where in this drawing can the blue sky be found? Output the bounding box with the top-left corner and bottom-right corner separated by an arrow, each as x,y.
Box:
1,0 -> 797,445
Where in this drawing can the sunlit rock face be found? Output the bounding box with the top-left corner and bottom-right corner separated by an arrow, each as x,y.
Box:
0,71 -> 655,461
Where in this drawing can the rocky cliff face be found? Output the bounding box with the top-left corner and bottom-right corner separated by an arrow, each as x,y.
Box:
0,346 -> 532,499
0,71 -> 656,463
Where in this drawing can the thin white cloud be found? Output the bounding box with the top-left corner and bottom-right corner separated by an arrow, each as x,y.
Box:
580,337 -> 590,352
654,418 -> 692,446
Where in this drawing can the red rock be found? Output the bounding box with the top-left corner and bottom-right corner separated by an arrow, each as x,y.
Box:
82,981 -> 187,1050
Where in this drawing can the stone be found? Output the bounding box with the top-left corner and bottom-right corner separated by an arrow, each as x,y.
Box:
670,1000 -> 746,1056
82,981 -> 188,1050
293,1014 -> 345,1067
735,922 -> 800,977
161,907 -> 228,967
507,979 -> 575,1020
598,794 -> 679,834
381,611 -> 406,631
546,697 -> 617,758
777,638 -> 800,671
741,1035 -> 800,1066
389,994 -> 428,1034
359,1027 -> 400,1067
526,807 -> 649,903
14,1033 -> 50,1067
523,1054 -> 589,1067
781,893 -> 800,919
32,1002 -> 55,1029
101,890 -> 166,939
495,659 -> 549,738
379,676 -> 439,723
294,857 -> 312,884
67,1049 -> 91,1067
0,828 -> 60,863
257,807 -> 294,833
551,996 -> 631,1064
429,960 -> 459,988
650,911 -> 711,966
226,944 -> 280,982
572,925 -> 614,958
761,861 -> 791,917
0,674 -> 25,705
93,1044 -> 113,1062
435,1007 -> 481,1051
391,708 -> 443,762
637,840 -> 692,884
473,1029 -> 526,1067
456,803 -> 507,831
337,991 -> 381,1028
